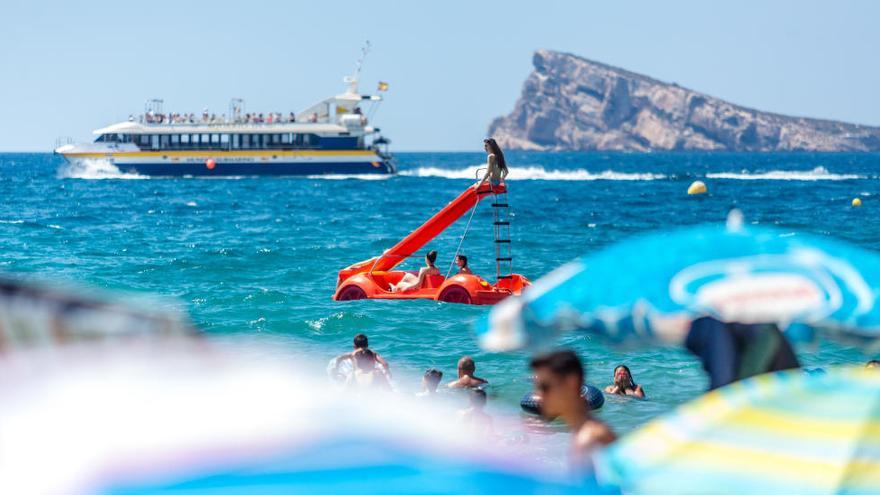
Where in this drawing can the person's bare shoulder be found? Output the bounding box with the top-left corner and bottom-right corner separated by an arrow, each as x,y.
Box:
573,420 -> 617,452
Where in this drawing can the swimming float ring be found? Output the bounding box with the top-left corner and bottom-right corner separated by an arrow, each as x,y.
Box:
520,384 -> 604,415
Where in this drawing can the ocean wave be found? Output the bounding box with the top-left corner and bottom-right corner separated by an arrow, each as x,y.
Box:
400,165 -> 666,181
705,166 -> 865,181
305,174 -> 393,180
57,159 -> 147,180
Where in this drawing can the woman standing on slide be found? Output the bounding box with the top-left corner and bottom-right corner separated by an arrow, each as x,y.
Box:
476,138 -> 509,189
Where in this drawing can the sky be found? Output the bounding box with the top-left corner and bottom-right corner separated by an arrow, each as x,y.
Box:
1,0 -> 878,151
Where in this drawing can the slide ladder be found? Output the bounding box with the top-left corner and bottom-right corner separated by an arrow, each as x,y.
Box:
491,190 -> 513,282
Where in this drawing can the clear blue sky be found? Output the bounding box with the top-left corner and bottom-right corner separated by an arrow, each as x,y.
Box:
2,0 -> 878,151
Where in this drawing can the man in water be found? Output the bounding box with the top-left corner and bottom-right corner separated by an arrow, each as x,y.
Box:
457,388 -> 493,435
867,360 -> 880,369
332,333 -> 391,379
447,356 -> 488,389
417,368 -> 443,397
455,255 -> 473,275
531,350 -> 616,468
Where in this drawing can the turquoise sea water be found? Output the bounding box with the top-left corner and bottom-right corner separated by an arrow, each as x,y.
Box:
2,151 -> 879,464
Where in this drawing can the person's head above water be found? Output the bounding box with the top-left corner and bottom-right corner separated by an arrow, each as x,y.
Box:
530,350 -> 585,420
423,368 -> 443,392
867,360 -> 880,369
455,255 -> 468,268
425,250 -> 438,267
613,365 -> 635,387
353,333 -> 368,350
353,348 -> 377,372
482,138 -> 507,171
458,356 -> 476,376
469,388 -> 487,409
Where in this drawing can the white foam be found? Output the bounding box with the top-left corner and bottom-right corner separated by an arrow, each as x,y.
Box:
706,166 -> 865,181
305,174 -> 393,180
400,165 -> 665,181
58,159 -> 147,180
0,220 -> 24,224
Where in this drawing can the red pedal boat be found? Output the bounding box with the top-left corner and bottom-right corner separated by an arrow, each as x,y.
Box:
333,182 -> 529,305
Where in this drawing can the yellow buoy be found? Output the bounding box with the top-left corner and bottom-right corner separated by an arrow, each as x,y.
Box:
687,180 -> 707,195
852,198 -> 862,207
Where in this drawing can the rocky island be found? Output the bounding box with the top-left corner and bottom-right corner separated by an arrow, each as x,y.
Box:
489,49 -> 880,151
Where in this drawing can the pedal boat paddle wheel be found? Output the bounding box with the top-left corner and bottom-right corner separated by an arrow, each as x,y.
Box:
333,182 -> 529,305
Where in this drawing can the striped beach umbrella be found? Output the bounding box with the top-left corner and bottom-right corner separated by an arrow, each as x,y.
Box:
479,223 -> 880,352
592,366 -> 880,494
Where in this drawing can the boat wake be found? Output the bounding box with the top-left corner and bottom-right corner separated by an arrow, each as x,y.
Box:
305,174 -> 393,180
706,166 -> 866,181
400,165 -> 666,181
58,159 -> 147,180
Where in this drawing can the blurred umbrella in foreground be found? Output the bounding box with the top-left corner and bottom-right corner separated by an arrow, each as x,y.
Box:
0,341 -> 607,495
479,221 -> 880,352
0,276 -> 194,350
592,366 -> 880,495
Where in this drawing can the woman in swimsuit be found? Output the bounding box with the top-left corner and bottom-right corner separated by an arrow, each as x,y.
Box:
604,364 -> 646,398
476,138 -> 509,189
390,250 -> 440,293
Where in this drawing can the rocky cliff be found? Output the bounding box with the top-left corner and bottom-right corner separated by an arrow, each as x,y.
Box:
489,50 -> 880,151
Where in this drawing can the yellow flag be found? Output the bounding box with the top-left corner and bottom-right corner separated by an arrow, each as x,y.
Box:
377,81 -> 389,92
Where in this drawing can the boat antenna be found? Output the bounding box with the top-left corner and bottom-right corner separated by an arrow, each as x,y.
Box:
344,40 -> 371,95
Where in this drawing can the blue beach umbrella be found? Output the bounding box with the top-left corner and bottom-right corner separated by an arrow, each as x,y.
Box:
479,222 -> 880,351
592,366 -> 880,495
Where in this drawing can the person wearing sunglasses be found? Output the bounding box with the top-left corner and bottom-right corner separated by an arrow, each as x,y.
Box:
530,350 -> 616,468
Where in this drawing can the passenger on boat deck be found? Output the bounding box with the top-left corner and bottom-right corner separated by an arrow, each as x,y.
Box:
389,250 -> 440,293
448,356 -> 488,389
310,112 -> 319,123
332,333 -> 392,379
531,350 -> 616,471
455,255 -> 472,275
289,112 -> 296,122
417,368 -> 443,397
604,364 -> 645,398
457,388 -> 493,434
476,138 -> 509,190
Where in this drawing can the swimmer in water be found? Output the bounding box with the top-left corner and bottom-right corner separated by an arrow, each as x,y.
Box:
389,250 -> 440,293
457,388 -> 493,435
455,254 -> 472,275
867,360 -> 880,369
475,138 -> 509,190
604,365 -> 646,398
447,356 -> 488,389
350,348 -> 391,390
332,333 -> 391,379
531,350 -> 616,471
417,368 -> 443,397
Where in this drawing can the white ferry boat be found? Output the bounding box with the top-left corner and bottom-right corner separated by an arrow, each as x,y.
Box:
55,51 -> 394,177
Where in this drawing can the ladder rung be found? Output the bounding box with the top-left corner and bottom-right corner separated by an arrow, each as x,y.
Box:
496,257 -> 512,261
497,275 -> 514,279
493,221 -> 510,225
495,239 -> 511,243
491,203 -> 509,207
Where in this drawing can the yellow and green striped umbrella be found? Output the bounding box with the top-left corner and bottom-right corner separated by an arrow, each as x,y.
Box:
594,367 -> 880,494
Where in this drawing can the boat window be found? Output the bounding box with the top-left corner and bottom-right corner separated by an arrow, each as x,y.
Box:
210,134 -> 220,145
170,134 -> 180,147
281,133 -> 291,144
200,134 -> 210,145
232,134 -> 240,149
160,135 -> 169,148
138,135 -> 150,147
151,135 -> 159,149
181,134 -> 190,145
220,134 -> 229,146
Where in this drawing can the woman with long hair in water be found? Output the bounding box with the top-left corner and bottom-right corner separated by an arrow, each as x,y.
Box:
476,138 -> 509,189
604,364 -> 646,398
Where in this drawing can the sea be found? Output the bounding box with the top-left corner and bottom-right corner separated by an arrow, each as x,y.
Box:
1,151 -> 879,466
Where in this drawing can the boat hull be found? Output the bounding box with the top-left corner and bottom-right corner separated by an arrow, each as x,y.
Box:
58,150 -> 395,176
